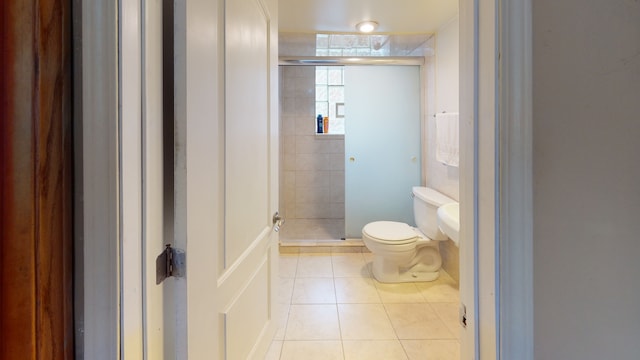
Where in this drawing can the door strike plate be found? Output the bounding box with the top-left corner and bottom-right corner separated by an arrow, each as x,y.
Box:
156,244 -> 186,284
460,303 -> 468,328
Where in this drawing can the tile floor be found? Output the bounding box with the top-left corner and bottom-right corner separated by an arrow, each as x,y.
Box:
265,246 -> 461,360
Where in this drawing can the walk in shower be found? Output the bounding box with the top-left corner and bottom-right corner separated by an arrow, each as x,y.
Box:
279,65 -> 346,242
278,33 -> 434,243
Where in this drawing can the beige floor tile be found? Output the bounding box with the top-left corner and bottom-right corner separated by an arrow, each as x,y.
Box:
285,304 -> 341,340
334,277 -> 381,304
296,254 -> 334,277
263,340 -> 283,360
430,302 -> 461,339
278,278 -> 295,304
279,254 -> 299,278
385,303 -> 455,339
415,272 -> 460,303
343,340 -> 409,360
272,249 -> 462,360
274,321 -> 287,341
338,304 -> 397,340
332,253 -> 370,277
401,339 -> 460,360
279,341 -> 344,360
291,277 -> 337,304
374,282 -> 426,303
273,303 -> 289,340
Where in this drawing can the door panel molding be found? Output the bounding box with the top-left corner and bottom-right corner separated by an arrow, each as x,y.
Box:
222,258 -> 271,359
217,227 -> 272,289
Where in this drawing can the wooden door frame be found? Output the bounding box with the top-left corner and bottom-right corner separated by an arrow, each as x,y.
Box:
1,0 -> 74,358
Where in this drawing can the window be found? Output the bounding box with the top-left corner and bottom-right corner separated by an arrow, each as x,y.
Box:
315,66 -> 345,134
315,33 -> 390,57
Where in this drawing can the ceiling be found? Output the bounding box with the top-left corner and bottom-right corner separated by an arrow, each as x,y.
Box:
278,0 -> 459,34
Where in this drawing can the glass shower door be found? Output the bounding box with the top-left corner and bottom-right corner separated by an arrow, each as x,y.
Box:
344,65 -> 422,238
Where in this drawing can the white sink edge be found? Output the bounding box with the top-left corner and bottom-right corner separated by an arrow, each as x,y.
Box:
437,202 -> 460,245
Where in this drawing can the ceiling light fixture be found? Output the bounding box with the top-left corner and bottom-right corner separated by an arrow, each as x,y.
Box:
356,21 -> 378,33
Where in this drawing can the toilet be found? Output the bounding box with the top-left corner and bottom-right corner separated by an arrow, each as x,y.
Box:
362,186 -> 456,283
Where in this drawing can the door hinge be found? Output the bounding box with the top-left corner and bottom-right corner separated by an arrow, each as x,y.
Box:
156,244 -> 186,284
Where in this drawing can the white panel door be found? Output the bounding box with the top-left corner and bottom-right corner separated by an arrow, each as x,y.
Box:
222,0 -> 279,357
94,0 -> 277,357
171,0 -> 280,358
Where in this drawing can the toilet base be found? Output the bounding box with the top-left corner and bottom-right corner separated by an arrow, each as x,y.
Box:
370,256 -> 441,283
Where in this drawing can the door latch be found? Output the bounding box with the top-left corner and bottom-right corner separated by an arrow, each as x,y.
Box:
156,244 -> 186,284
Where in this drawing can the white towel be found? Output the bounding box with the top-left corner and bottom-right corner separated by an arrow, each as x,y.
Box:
435,112 -> 459,167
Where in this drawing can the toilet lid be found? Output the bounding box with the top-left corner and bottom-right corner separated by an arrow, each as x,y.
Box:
362,221 -> 418,244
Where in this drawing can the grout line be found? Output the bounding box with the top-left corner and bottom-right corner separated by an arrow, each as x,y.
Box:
274,252 -> 461,359
275,340 -> 284,360
332,251 -> 345,358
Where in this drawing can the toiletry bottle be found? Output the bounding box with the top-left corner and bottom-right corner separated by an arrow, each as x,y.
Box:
323,116 -> 329,134
317,114 -> 323,133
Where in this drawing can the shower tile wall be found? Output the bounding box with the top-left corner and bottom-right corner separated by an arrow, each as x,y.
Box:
280,66 -> 345,241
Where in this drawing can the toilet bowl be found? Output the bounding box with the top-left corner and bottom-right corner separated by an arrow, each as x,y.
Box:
362,187 -> 456,283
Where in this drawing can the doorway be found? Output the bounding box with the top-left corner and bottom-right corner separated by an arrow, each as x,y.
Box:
2,1 -> 532,358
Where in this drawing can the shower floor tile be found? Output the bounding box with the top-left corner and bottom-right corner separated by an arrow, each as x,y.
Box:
279,218 -> 345,241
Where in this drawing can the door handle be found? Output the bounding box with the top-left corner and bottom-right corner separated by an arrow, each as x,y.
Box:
272,211 -> 285,232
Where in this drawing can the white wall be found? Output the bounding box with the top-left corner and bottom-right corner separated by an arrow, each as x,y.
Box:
426,16 -> 460,201
533,1 -> 640,359
424,15 -> 461,282
435,16 -> 460,114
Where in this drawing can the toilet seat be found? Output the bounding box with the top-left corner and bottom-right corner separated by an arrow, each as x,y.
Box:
362,221 -> 419,245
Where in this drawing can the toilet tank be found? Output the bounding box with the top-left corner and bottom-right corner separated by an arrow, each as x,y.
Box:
412,186 -> 455,240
